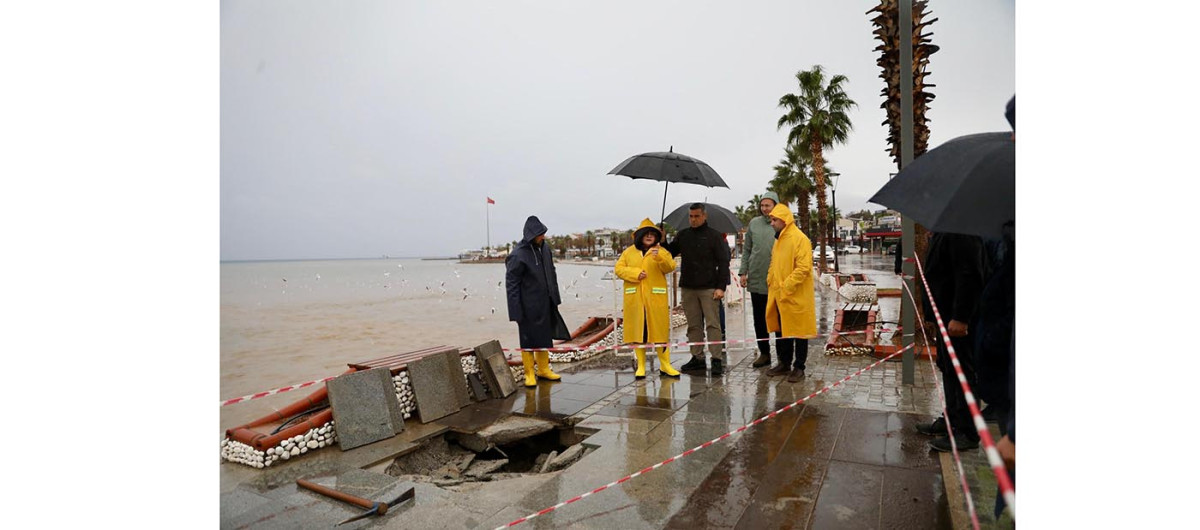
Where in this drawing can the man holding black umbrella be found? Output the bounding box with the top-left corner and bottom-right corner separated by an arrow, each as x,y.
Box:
916,231 -> 985,452
664,203 -> 731,375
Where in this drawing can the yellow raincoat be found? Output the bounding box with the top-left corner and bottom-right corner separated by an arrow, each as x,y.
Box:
765,204 -> 817,338
615,219 -> 677,344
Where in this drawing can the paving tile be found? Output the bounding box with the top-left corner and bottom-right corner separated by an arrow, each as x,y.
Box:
808,460 -> 885,529
664,406 -> 805,529
549,383 -> 618,403
732,455 -> 827,530
475,340 -> 517,398
594,403 -> 676,422
880,467 -> 953,529
326,367 -> 405,450
409,348 -> 471,423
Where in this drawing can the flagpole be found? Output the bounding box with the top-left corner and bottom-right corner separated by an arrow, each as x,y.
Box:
486,199 -> 491,258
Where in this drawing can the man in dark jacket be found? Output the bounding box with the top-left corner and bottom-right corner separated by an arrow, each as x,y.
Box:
505,216 -> 569,387
916,231 -> 985,452
663,203 -> 731,375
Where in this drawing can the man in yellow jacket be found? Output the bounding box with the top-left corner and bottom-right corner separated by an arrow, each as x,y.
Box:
764,203 -> 818,382
615,219 -> 681,378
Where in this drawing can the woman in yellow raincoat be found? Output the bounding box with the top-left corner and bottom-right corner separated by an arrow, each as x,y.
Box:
764,203 -> 818,382
614,219 -> 681,378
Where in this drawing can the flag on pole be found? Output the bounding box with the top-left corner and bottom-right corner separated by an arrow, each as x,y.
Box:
487,197 -> 495,204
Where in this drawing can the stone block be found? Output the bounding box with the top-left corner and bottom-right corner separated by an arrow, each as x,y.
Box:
327,367 -> 405,450
409,349 -> 471,423
475,340 -> 517,398
467,372 -> 488,402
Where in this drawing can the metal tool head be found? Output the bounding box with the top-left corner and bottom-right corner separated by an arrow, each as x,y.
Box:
335,487 -> 414,526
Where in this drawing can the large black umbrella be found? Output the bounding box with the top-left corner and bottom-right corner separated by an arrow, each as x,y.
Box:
608,146 -> 729,224
662,202 -> 743,235
868,132 -> 1014,238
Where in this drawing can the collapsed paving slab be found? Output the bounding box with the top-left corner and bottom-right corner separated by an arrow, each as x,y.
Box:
450,415 -> 557,453
544,444 -> 585,472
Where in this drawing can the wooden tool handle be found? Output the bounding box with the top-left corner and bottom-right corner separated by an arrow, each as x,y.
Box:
297,479 -> 375,510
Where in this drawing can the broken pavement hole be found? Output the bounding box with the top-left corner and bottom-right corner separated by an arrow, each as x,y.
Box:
384,425 -> 598,485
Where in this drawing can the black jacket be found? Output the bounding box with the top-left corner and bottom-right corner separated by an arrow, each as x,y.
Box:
922,232 -> 984,325
505,216 -> 569,348
664,222 -> 730,290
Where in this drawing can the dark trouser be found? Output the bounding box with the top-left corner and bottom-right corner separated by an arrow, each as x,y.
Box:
770,302 -> 809,370
936,333 -> 979,441
750,292 -> 773,356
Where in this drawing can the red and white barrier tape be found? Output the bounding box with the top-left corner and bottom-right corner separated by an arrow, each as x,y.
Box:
898,277 -> 980,529
909,255 -> 1016,518
222,328 -> 902,407
220,377 -> 336,407
493,344 -> 912,529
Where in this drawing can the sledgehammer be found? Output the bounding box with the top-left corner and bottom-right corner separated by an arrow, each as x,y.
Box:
296,478 -> 415,526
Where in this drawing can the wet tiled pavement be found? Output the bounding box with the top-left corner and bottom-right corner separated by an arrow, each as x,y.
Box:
221,259 -> 1002,529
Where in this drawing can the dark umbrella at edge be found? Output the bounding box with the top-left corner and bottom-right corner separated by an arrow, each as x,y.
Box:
868,131 -> 1014,239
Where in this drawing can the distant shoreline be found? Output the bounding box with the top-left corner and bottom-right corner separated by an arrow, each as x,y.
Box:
220,256 -> 455,264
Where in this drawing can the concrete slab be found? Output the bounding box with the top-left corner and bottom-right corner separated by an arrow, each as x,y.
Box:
474,340 -> 517,398
327,367 -> 406,450
409,348 -> 471,423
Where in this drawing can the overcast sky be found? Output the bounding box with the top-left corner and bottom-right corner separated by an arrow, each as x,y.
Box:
221,0 -> 1014,261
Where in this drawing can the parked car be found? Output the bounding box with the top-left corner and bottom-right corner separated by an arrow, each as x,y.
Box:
838,245 -> 863,254
812,246 -> 836,261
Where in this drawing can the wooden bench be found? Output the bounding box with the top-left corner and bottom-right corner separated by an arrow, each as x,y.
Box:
348,345 -> 474,374
826,302 -> 879,350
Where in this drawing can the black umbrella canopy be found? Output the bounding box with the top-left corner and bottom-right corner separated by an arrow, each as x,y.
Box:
869,132 -> 1014,239
607,149 -> 729,188
662,202 -> 743,235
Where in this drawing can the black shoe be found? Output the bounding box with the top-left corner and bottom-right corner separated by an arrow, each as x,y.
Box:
751,354 -> 771,368
915,417 -> 946,436
786,368 -> 805,383
982,405 -> 1000,424
930,435 -> 979,453
765,364 -> 789,377
710,359 -> 724,376
679,357 -> 707,373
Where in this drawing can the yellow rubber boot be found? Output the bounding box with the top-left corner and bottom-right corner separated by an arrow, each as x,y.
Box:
657,347 -> 680,377
535,351 -> 561,381
634,347 -> 647,379
521,351 -> 537,387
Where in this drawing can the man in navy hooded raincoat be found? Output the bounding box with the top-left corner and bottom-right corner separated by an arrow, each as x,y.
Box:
505,215 -> 569,387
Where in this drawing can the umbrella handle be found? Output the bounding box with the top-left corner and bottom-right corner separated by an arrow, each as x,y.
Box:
660,181 -> 669,228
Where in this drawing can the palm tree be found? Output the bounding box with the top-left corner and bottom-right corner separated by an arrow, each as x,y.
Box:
735,194 -> 763,226
777,64 -> 857,271
768,142 -> 814,236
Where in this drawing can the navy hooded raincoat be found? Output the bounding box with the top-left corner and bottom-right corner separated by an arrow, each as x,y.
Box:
505,216 -> 570,349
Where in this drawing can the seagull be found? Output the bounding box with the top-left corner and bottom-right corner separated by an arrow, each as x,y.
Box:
574,293 -> 579,299
397,263 -> 404,269
490,307 -> 496,314
384,272 -> 390,277
440,281 -> 445,288
581,270 -> 588,278
315,274 -> 321,280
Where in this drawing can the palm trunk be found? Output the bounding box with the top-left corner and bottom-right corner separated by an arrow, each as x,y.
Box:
811,138 -> 828,272
798,189 -> 812,237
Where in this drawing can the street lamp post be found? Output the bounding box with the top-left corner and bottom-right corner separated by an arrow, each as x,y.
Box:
828,172 -> 840,273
